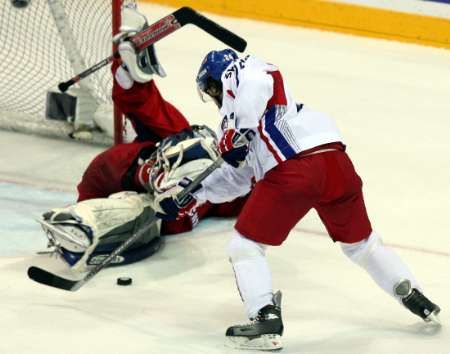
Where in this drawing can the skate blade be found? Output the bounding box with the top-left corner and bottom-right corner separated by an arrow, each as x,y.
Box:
425,311 -> 441,325
225,334 -> 282,351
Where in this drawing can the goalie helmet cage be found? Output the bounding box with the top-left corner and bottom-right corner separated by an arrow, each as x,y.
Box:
0,0 -> 136,146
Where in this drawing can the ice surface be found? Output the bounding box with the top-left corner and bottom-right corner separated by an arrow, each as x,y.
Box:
0,3 -> 449,354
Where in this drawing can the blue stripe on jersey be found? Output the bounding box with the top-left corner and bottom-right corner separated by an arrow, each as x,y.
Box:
264,106 -> 296,160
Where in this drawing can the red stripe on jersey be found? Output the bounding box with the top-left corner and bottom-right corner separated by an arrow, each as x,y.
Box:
226,89 -> 235,98
257,70 -> 287,163
258,120 -> 283,163
266,70 -> 287,109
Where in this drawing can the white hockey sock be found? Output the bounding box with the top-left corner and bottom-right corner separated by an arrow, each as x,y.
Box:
341,231 -> 420,302
228,231 -> 273,318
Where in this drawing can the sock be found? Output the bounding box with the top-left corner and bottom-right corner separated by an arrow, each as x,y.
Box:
341,231 -> 420,302
228,231 -> 273,318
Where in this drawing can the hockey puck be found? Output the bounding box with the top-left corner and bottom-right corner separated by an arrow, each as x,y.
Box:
11,0 -> 30,8
117,277 -> 132,286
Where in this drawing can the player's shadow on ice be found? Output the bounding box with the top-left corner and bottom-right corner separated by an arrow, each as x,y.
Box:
137,217 -> 235,280
139,235 -> 207,279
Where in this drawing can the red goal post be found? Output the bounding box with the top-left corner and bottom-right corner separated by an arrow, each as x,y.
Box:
112,0 -> 124,145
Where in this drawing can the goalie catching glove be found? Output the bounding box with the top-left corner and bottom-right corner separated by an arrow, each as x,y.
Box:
113,3 -> 166,88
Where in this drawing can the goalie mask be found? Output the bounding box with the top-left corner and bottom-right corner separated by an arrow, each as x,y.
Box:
149,125 -> 219,194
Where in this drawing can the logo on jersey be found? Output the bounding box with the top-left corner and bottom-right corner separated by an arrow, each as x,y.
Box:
221,115 -> 228,131
221,112 -> 238,132
226,89 -> 235,98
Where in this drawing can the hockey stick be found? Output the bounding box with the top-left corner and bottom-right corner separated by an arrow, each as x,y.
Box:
27,156 -> 225,291
58,6 -> 247,93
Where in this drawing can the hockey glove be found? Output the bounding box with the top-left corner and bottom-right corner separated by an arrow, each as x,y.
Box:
113,4 -> 166,87
154,177 -> 201,221
218,129 -> 254,168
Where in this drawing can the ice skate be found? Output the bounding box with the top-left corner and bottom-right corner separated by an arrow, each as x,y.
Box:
394,279 -> 441,324
225,291 -> 283,351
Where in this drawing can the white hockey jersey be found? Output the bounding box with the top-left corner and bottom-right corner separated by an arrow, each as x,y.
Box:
196,55 -> 343,204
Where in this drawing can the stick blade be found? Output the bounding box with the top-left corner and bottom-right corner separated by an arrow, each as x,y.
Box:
27,266 -> 81,291
175,7 -> 247,52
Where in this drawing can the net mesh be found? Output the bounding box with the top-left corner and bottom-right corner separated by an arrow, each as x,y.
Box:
0,0 -> 135,144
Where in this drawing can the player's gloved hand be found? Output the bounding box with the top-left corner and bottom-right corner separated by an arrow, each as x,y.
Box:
113,3 -> 166,88
154,177 -> 202,221
218,129 -> 254,168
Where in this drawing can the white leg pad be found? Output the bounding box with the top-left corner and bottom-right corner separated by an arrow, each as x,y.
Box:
341,231 -> 420,301
228,230 -> 273,318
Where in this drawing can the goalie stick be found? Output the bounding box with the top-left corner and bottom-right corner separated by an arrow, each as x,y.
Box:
58,6 -> 247,92
27,156 -> 225,291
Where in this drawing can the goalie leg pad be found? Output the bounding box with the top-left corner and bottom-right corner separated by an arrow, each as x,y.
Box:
63,235 -> 164,268
41,191 -> 161,273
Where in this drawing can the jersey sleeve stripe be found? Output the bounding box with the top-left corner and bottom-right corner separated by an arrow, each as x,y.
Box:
258,118 -> 283,163
262,106 -> 297,160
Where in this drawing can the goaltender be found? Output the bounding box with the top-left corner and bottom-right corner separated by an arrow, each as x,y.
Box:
37,4 -> 246,273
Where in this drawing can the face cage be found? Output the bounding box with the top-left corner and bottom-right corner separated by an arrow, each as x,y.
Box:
190,124 -> 218,141
148,129 -> 218,195
148,139 -> 179,194
150,143 -> 203,195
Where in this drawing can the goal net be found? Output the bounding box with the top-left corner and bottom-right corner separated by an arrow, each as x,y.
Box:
0,0 -> 136,145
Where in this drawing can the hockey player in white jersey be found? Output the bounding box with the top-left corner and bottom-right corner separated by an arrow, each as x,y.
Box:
155,49 -> 441,351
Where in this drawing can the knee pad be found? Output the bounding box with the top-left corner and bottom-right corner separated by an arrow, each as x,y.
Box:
341,231 -> 381,266
227,230 -> 266,263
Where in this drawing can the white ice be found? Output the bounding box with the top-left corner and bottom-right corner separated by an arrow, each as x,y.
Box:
0,3 -> 449,354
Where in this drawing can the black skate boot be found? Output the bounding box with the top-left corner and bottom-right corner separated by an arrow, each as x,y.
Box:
394,279 -> 441,324
225,291 -> 283,351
